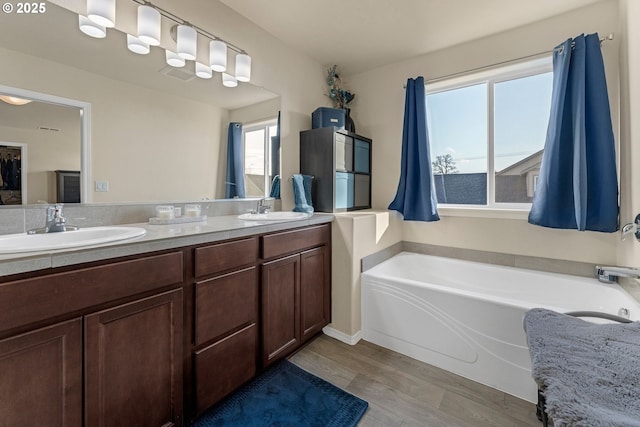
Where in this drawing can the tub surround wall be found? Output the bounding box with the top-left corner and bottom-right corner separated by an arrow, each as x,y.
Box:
364,241 -> 599,279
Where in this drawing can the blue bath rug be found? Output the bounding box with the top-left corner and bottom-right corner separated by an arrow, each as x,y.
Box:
192,360 -> 368,427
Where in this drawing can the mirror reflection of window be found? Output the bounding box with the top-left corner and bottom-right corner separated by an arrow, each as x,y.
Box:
243,119 -> 278,197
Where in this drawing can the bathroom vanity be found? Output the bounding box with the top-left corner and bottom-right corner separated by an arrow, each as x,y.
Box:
0,217 -> 332,426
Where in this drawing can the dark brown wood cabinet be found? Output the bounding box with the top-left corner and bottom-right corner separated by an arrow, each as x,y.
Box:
0,318 -> 83,427
260,224 -> 331,366
261,254 -> 301,365
300,246 -> 331,343
0,222 -> 331,425
85,288 -> 183,427
0,250 -> 184,427
191,238 -> 259,418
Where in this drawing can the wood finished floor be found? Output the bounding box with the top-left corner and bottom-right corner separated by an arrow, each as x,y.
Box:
289,334 -> 540,427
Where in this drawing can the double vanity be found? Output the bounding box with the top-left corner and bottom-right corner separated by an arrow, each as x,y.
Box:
0,212 -> 332,426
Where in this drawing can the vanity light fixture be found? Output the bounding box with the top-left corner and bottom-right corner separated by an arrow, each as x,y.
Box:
79,0 -> 251,87
235,53 -> 251,82
79,15 -> 107,38
137,4 -> 161,46
166,50 -> 185,67
222,73 -> 238,88
209,40 -> 227,72
0,95 -> 32,106
127,34 -> 150,54
87,0 -> 116,28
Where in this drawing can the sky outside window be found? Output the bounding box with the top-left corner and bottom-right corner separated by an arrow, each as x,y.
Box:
494,72 -> 552,171
427,83 -> 488,174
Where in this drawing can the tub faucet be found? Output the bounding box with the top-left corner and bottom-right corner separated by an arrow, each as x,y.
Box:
256,197 -> 273,214
596,265 -> 640,283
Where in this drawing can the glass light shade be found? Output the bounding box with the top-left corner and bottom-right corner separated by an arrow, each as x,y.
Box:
195,62 -> 212,79
87,0 -> 115,28
222,73 -> 238,88
209,40 -> 227,72
127,34 -> 150,55
235,53 -> 251,82
166,50 -> 185,67
137,5 -> 161,46
78,15 -> 106,38
176,25 -> 197,60
0,95 -> 32,106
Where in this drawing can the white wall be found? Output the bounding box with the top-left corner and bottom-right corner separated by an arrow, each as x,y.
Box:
348,0 -> 622,265
0,123 -> 80,203
617,0 -> 640,267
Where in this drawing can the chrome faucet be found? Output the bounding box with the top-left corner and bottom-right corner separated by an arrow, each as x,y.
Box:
596,265 -> 640,283
256,197 -> 274,214
27,204 -> 79,234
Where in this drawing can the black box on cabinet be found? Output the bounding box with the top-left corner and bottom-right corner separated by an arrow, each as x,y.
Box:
300,127 -> 371,212
311,107 -> 346,129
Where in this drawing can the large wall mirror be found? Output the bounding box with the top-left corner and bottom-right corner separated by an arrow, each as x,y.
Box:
0,1 -> 280,206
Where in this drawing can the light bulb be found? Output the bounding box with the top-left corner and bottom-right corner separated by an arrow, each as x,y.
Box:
166,50 -> 185,67
79,14 -> 106,38
222,73 -> 238,87
196,62 -> 212,79
235,53 -> 251,82
127,34 -> 150,55
209,40 -> 227,72
176,25 -> 197,60
87,0 -> 115,28
137,5 -> 161,46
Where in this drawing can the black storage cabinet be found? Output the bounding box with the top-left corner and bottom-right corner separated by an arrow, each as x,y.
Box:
300,127 -> 371,212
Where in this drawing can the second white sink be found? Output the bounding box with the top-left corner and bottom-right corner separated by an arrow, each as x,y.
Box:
0,226 -> 147,254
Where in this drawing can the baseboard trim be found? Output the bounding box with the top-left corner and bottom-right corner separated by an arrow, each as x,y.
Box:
322,326 -> 362,345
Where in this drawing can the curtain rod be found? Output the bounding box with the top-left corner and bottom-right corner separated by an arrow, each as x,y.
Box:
404,33 -> 614,88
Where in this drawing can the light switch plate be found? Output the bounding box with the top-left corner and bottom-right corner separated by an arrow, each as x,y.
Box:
95,180 -> 109,192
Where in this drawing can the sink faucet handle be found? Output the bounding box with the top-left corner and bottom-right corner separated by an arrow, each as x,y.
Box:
257,197 -> 273,214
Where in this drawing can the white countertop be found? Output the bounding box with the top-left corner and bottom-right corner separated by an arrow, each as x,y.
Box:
0,213 -> 334,278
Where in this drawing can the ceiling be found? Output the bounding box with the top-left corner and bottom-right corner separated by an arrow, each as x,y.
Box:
220,0 -> 607,76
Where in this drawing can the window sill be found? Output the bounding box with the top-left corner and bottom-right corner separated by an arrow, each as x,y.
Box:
436,205 -> 530,220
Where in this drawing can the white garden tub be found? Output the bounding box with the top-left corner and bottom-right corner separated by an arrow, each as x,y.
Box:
361,252 -> 640,402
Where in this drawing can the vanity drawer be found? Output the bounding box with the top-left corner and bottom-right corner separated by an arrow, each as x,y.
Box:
0,251 -> 183,335
261,224 -> 330,260
194,267 -> 258,346
194,237 -> 257,278
194,323 -> 257,414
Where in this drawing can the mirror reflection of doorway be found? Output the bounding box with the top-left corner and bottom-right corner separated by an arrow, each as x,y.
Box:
0,143 -> 26,205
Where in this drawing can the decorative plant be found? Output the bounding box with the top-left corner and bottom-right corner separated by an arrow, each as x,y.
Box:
326,65 -> 355,109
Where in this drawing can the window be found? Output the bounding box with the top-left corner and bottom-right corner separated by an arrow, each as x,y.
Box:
426,57 -> 553,209
243,119 -> 278,197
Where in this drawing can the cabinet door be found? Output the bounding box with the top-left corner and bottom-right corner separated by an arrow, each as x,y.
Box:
261,254 -> 300,366
85,289 -> 183,427
194,323 -> 257,415
300,246 -> 331,342
0,318 -> 82,427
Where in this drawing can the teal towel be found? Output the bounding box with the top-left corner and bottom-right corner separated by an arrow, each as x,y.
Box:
269,175 -> 281,198
292,174 -> 313,213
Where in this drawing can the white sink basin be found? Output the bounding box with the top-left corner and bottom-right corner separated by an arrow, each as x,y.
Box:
0,226 -> 147,254
238,212 -> 311,221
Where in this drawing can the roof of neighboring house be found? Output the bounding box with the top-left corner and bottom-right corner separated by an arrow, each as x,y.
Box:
496,150 -> 543,176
